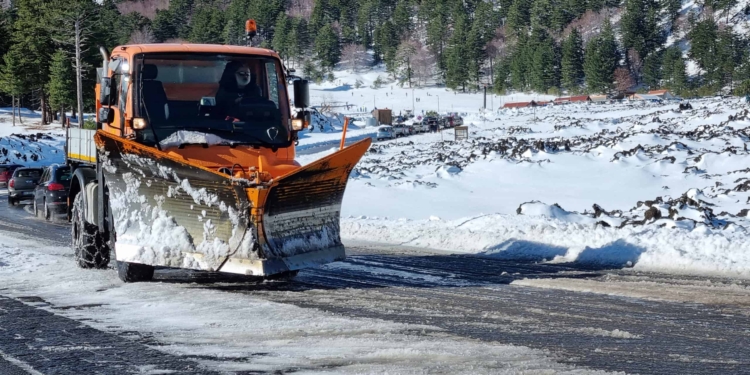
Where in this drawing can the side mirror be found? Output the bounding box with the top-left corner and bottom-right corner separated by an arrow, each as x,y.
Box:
100,77 -> 112,105
293,79 -> 310,109
98,107 -> 115,124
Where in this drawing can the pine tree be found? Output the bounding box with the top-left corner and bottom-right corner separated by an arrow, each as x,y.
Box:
493,57 -> 512,94
561,28 -> 584,92
314,23 -> 341,69
445,11 -> 470,90
688,18 -> 720,86
152,9 -> 177,42
530,0 -> 552,30
506,0 -> 531,36
11,0 -> 55,123
529,27 -> 558,93
509,34 -> 530,90
48,49 -> 75,124
662,46 -> 686,93
357,0 -> 375,47
584,20 -> 618,93
375,21 -> 398,72
272,12 -> 290,59
425,3 -> 448,70
393,0 -> 412,38
621,0 -> 662,59
224,0 -> 251,45
0,46 -> 27,126
170,0 -> 195,40
188,3 -> 225,44
247,0 -> 286,42
642,50 -> 662,89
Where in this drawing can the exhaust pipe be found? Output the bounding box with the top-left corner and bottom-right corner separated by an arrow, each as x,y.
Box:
98,46 -> 109,79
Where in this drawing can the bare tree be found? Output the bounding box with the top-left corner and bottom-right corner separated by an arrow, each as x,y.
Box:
130,27 -> 155,44
614,67 -> 635,94
411,42 -> 435,87
486,27 -> 509,86
341,44 -> 368,72
627,49 -> 643,84
396,39 -> 418,87
47,0 -> 97,125
117,0 -> 170,19
288,0 -> 314,19
563,9 -> 615,44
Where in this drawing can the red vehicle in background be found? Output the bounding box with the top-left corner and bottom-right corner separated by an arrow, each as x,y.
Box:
0,164 -> 24,188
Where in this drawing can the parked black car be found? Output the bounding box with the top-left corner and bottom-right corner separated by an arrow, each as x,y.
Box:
7,167 -> 43,206
33,164 -> 72,220
0,164 -> 24,188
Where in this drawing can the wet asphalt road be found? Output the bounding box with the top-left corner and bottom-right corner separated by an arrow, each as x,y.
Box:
1,193 -> 750,374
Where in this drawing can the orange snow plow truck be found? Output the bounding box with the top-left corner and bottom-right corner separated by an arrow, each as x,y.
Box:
65,23 -> 370,282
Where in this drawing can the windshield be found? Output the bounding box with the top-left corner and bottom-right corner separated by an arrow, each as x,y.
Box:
55,167 -> 72,186
134,53 -> 290,148
15,169 -> 42,178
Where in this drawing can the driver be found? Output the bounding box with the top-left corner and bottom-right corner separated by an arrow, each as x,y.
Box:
215,61 -> 262,119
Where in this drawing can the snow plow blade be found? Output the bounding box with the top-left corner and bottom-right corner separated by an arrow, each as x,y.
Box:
95,131 -> 370,276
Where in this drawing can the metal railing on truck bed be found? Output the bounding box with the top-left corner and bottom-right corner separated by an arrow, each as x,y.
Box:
66,127 -> 97,164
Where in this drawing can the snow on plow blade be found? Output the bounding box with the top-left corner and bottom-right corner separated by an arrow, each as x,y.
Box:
95,131 -> 370,276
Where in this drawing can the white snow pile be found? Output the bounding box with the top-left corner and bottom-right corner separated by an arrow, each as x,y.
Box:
158,130 -> 230,148
0,133 -> 65,166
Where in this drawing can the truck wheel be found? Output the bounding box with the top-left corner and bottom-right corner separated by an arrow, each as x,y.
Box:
116,262 -> 154,283
106,206 -> 154,283
71,193 -> 110,269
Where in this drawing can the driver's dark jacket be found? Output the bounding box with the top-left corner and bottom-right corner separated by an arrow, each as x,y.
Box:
215,84 -> 262,118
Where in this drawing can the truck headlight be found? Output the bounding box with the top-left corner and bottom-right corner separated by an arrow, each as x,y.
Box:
132,118 -> 149,129
292,119 -> 306,130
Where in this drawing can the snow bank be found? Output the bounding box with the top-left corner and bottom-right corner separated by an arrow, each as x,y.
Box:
342,214 -> 750,278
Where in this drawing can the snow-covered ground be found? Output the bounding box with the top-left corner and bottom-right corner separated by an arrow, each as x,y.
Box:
298,75 -> 750,278
0,228 -> 609,374
0,108 -> 67,166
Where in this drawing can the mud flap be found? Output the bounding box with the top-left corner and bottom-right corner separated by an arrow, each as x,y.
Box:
95,132 -> 250,271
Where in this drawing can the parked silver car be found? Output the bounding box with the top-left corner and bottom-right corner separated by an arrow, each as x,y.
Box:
376,126 -> 395,141
392,124 -> 410,137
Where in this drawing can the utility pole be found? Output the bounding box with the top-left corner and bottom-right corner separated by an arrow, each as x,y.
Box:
483,85 -> 487,109
75,18 -> 84,126
437,95 -> 440,113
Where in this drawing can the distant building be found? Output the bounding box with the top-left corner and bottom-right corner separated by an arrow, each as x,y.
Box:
647,90 -> 676,100
535,101 -> 552,106
371,108 -> 392,125
554,95 -> 590,104
503,101 -> 537,108
590,94 -> 608,104
629,93 -> 662,101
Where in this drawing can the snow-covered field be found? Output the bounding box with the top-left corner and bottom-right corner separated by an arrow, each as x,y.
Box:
298,72 -> 750,278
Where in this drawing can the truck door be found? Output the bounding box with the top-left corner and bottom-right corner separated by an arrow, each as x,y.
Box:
100,57 -> 129,136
